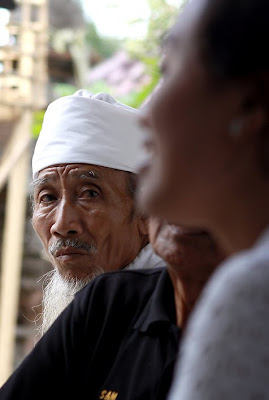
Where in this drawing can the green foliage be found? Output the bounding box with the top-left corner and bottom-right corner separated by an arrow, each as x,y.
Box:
85,21 -> 122,60
118,57 -> 160,109
144,0 -> 179,56
32,110 -> 45,139
86,80 -> 114,94
125,0 -> 179,59
53,83 -> 78,98
53,81 -> 115,98
122,0 -> 181,108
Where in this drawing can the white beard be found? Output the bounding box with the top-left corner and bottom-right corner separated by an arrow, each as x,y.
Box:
34,267 -> 103,341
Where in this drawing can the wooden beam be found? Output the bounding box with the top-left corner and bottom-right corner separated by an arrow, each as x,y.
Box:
0,113 -> 32,193
0,110 -> 32,386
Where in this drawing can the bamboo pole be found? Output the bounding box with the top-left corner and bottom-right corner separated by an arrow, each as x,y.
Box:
0,110 -> 32,386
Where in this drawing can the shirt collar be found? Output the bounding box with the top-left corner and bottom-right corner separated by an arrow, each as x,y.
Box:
124,243 -> 165,271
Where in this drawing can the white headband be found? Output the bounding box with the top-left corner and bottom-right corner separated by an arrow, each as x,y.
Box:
32,90 -> 144,179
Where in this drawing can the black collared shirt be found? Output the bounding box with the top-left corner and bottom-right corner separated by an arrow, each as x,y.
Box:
0,268 -> 180,400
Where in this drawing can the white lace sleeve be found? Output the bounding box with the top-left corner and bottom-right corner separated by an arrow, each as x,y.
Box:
168,248 -> 269,400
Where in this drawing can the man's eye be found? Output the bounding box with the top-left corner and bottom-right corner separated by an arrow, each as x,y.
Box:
83,189 -> 99,198
40,194 -> 56,203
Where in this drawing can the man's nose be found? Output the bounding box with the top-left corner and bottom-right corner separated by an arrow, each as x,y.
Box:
50,199 -> 83,237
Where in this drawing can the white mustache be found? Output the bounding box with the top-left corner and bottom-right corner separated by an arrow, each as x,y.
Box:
49,238 -> 96,257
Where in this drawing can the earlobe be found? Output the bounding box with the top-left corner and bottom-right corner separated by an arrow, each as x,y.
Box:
228,117 -> 244,138
244,107 -> 267,140
228,79 -> 268,142
228,107 -> 266,142
138,216 -> 149,237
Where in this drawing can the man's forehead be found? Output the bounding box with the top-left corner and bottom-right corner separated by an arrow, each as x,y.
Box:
33,164 -> 103,185
32,163 -> 128,188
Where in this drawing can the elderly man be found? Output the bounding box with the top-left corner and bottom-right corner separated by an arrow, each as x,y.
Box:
31,90 -> 163,335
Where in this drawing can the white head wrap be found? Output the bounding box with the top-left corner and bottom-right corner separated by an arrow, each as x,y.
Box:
32,90 -> 144,179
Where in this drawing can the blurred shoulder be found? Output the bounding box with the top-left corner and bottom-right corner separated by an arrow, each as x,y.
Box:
205,226 -> 269,304
169,231 -> 269,400
186,226 -> 269,337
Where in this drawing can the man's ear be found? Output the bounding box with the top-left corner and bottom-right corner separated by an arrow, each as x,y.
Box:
137,215 -> 149,237
230,83 -> 268,142
243,106 -> 266,140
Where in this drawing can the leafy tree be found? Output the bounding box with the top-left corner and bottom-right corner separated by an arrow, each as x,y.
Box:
85,21 -> 122,61
32,110 -> 45,139
123,0 -> 183,107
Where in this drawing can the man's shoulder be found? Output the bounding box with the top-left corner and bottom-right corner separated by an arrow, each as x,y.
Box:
88,266 -> 165,289
76,266 -> 166,305
72,267 -> 168,329
95,265 -> 165,281
116,266 -> 166,278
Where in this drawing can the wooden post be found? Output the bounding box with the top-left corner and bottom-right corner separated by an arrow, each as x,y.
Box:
0,116 -> 32,192
0,0 -> 48,384
0,111 -> 32,386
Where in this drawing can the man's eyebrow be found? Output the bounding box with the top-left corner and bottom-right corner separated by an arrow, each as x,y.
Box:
31,170 -> 100,189
31,177 -> 50,189
80,171 -> 100,180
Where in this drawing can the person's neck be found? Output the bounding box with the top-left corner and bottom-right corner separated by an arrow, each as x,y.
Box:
168,264 -> 219,329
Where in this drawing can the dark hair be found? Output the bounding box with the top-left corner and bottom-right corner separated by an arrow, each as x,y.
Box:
200,0 -> 269,81
197,0 -> 269,175
125,171 -> 140,220
125,171 -> 137,199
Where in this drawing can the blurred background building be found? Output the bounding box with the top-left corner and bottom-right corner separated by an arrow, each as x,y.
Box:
0,0 -> 181,386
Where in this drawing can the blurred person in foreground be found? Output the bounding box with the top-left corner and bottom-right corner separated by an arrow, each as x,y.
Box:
0,215 -> 224,398
31,89 -> 164,337
136,0 -> 269,398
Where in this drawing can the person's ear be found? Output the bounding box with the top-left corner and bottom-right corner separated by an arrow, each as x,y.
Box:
228,85 -> 267,141
228,116 -> 245,138
137,215 -> 149,237
228,108 -> 266,141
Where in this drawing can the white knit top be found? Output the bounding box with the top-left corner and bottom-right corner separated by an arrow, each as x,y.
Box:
168,227 -> 269,400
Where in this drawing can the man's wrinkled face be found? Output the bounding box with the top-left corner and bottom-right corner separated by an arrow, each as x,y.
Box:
32,163 -> 146,280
